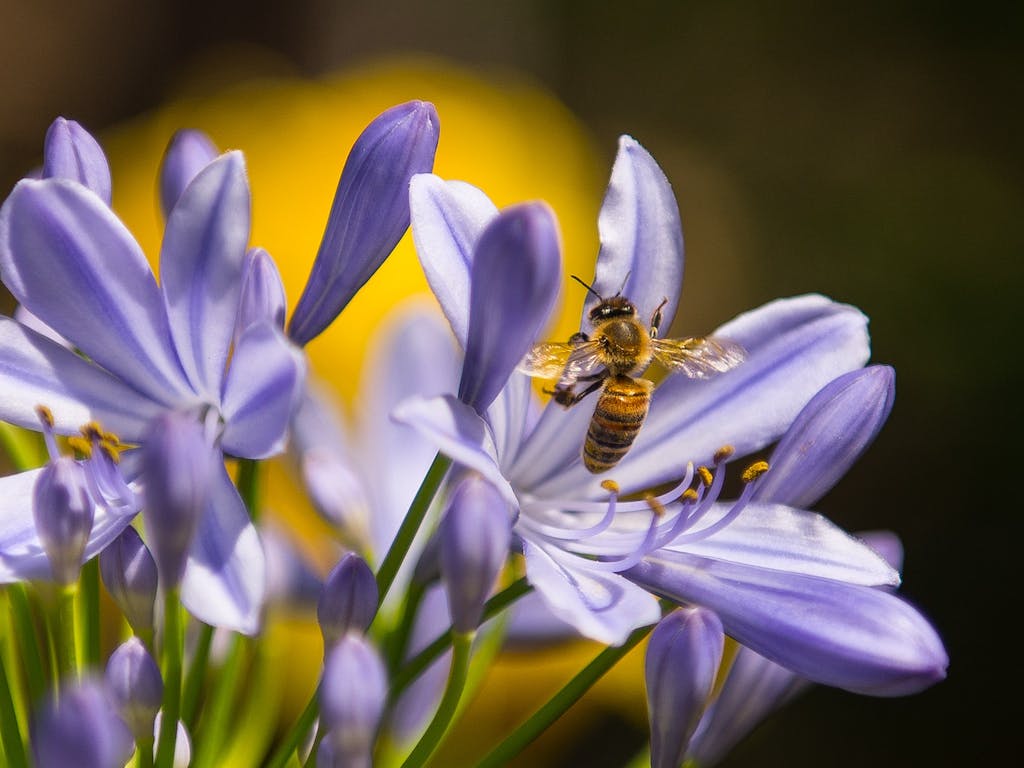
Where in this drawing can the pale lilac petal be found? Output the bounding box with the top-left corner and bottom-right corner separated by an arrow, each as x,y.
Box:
180,463 -> 265,635
459,203 -> 562,413
0,316 -> 164,440
858,530 -> 904,572
668,502 -> 899,587
42,118 -> 112,205
755,365 -> 895,508
627,552 -> 948,695
0,179 -> 191,404
159,129 -> 219,218
409,174 -> 498,347
390,394 -> 517,509
220,321 -> 306,459
288,102 -> 440,346
504,589 -> 579,646
236,247 -> 287,334
0,468 -> 136,583
31,679 -> 134,768
160,152 -> 250,399
486,371 -> 542,468
14,305 -> 70,348
523,539 -> 660,645
506,394 -> 597,489
585,136 -> 683,331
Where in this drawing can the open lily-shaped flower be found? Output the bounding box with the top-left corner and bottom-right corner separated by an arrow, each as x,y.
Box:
0,119 -> 305,633
392,135 -> 945,695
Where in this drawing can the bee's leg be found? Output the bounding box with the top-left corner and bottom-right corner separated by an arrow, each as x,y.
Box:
554,377 -> 606,408
649,297 -> 669,338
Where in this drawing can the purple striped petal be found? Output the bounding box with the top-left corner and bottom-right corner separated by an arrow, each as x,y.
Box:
755,365 -> 895,508
220,321 -> 305,459
409,174 -> 498,347
180,463 -> 265,634
42,118 -> 112,205
585,136 -> 683,332
159,129 -> 219,218
160,151 -> 250,400
288,101 -> 440,346
459,203 -> 562,413
236,247 -> 287,335
0,179 -> 192,404
627,551 -> 948,695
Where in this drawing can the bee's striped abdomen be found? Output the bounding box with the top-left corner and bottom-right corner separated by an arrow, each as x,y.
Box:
583,375 -> 653,473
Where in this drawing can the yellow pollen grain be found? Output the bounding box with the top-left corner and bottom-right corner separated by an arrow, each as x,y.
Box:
66,436 -> 92,458
713,445 -> 735,464
99,440 -> 122,464
35,405 -> 55,428
81,422 -> 105,440
697,466 -> 714,487
600,479 -> 621,494
101,430 -> 122,447
742,461 -> 770,484
644,494 -> 666,518
681,488 -> 699,503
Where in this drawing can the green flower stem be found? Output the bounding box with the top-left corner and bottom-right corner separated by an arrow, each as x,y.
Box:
192,634 -> 247,768
391,577 -> 532,701
475,623 -> 654,768
7,585 -> 46,704
375,454 -> 451,607
154,588 -> 183,768
56,584 -> 78,682
181,622 -> 214,729
235,458 -> 261,523
265,682 -> 320,768
78,558 -> 100,668
399,630 -> 474,768
0,648 -> 29,768
136,735 -> 156,768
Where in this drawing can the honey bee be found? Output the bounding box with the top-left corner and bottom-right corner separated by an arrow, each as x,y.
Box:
519,276 -> 745,474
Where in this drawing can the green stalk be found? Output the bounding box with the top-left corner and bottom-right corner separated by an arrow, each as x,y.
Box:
264,683 -> 320,768
180,622 -> 214,728
235,459 -> 261,523
154,588 -> 183,768
0,422 -> 44,471
0,650 -> 29,768
56,584 -> 78,682
136,735 -> 155,768
375,454 -> 451,606
78,558 -> 101,668
7,585 -> 46,704
475,623 -> 654,768
399,631 -> 474,768
191,635 -> 248,768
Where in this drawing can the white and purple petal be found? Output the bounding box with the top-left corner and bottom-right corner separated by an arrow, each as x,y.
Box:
235,247 -> 287,335
159,129 -> 219,218
42,117 -> 112,205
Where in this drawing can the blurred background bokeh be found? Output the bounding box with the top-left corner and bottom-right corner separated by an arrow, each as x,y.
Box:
2,1 -> 1019,765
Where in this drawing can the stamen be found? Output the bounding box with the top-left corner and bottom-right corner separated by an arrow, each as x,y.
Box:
521,484 -> 622,541
680,489 -> 699,503
742,460 -> 769,483
697,466 -> 714,487
671,466 -> 765,545
645,494 -> 667,518
601,479 -> 620,494
99,439 -> 121,464
35,405 -> 59,460
589,506 -> 662,572
713,445 -> 735,464
81,421 -> 104,441
35,405 -> 54,428
66,436 -> 93,458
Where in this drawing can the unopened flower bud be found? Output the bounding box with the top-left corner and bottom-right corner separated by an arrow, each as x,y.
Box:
141,412 -> 214,588
33,457 -> 95,585
318,552 -> 378,647
320,634 -> 387,768
236,247 -> 287,334
159,128 -> 219,217
645,607 -> 724,768
100,526 -> 158,636
439,475 -> 512,633
42,117 -> 112,204
105,637 -> 163,742
31,679 -> 133,768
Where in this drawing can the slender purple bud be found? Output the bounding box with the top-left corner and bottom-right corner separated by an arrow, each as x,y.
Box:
645,607 -> 724,768
318,552 -> 378,647
236,247 -> 287,334
100,526 -> 159,636
105,637 -> 163,742
141,412 -> 214,588
458,203 -> 562,413
31,679 -> 133,768
159,128 -> 219,217
754,365 -> 895,508
42,117 -> 112,204
439,475 -> 512,633
320,634 -> 387,768
32,457 -> 95,585
288,101 -> 440,346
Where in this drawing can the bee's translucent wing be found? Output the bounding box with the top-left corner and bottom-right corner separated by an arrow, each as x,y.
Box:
651,336 -> 746,379
518,341 -> 606,386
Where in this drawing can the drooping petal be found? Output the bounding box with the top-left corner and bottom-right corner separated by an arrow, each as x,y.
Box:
42,117 -> 112,205
160,151 -> 250,400
390,394 -> 517,508
409,174 -> 498,347
179,463 -> 265,635
627,551 -> 948,695
522,539 -> 660,645
0,179 -> 192,404
585,135 -> 683,331
754,365 -> 895,508
459,203 -> 562,413
220,321 -> 306,459
159,129 -> 219,218
288,101 -> 440,346
0,316 -> 164,440
235,247 -> 287,335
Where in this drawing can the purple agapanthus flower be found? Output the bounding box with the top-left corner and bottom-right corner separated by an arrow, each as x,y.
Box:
0,119 -> 305,633
391,135 -> 946,695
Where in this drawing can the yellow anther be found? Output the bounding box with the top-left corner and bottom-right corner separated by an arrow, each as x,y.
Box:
81,422 -> 104,440
101,430 -> 122,447
741,461 -> 770,484
66,436 -> 92,458
697,466 -> 714,487
99,440 -> 121,464
713,445 -> 735,464
600,479 -> 621,494
35,405 -> 55,428
644,494 -> 667,518
681,488 -> 699,503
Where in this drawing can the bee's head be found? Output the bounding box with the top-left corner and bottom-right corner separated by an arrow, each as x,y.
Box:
589,296 -> 636,322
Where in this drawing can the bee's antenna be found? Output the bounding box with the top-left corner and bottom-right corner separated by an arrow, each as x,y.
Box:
615,271 -> 631,297
570,274 -> 603,301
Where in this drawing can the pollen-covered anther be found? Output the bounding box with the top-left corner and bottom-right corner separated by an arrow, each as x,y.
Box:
81,421 -> 105,441
645,494 -> 667,518
65,436 -> 93,458
741,460 -> 770,484
713,445 -> 735,464
680,488 -> 699,503
99,440 -> 122,464
35,404 -> 55,429
601,479 -> 621,494
697,466 -> 714,487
